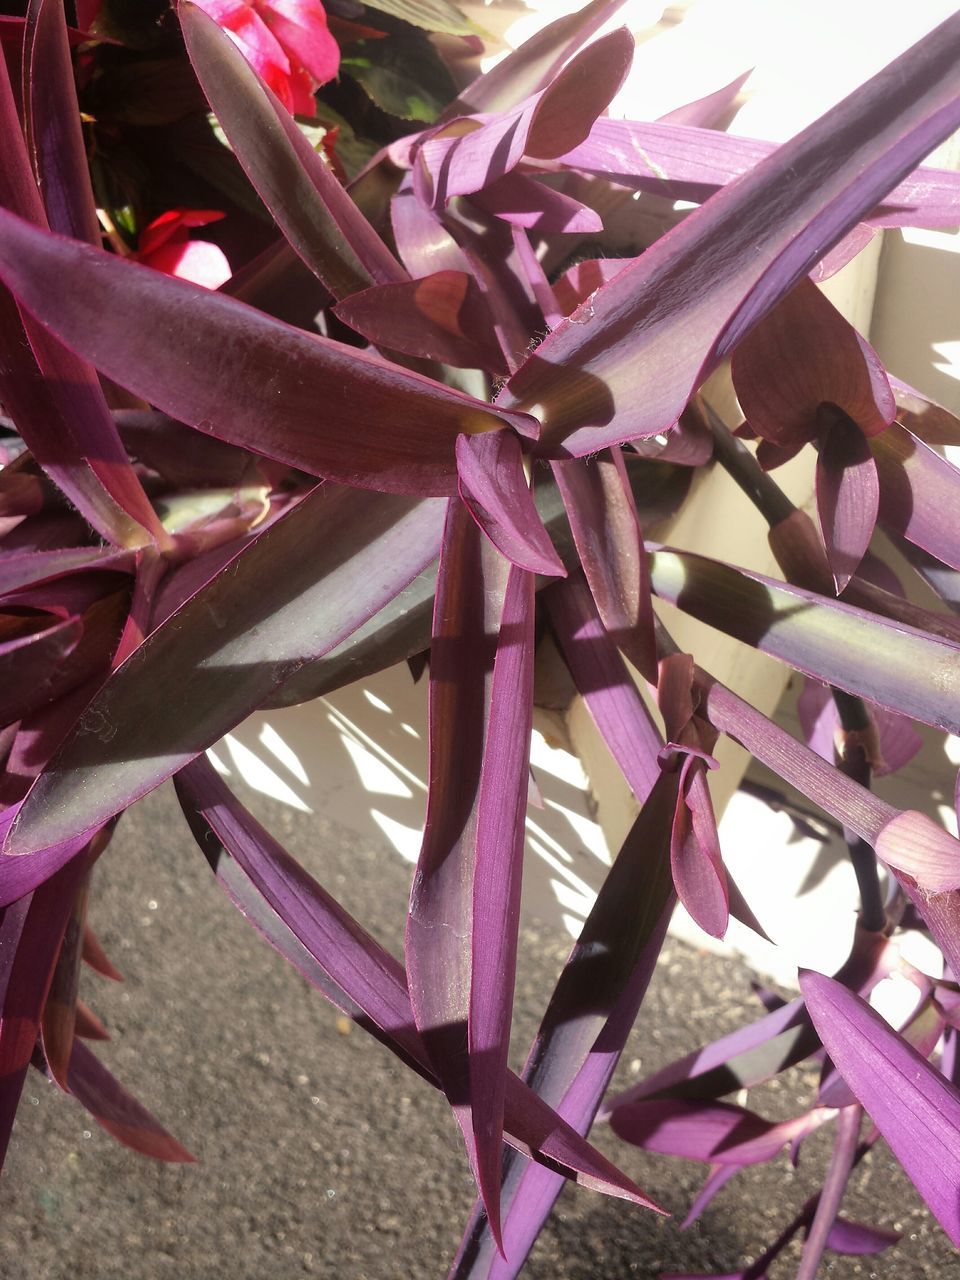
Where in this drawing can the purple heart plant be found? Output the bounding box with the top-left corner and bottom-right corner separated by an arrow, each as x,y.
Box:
2,0 -> 960,1274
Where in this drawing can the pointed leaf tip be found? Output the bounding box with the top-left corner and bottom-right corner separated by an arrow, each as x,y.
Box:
800,969 -> 960,1247
457,432 -> 565,576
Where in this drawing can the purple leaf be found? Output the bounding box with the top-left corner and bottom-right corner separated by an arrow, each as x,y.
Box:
175,757 -> 661,1208
609,1096 -> 832,1165
0,487 -> 447,890
800,970 -> 960,1246
405,501 -> 515,1244
658,71 -> 751,129
562,117 -> 960,231
872,421 -> 960,572
181,1 -> 404,297
468,174 -> 602,234
39,867 -> 89,1089
826,1216 -> 901,1255
445,0 -> 630,117
82,925 -> 123,982
553,450 -> 656,681
468,563 -> 536,1244
421,29 -> 633,208
816,410 -> 881,591
456,431 -> 566,576
73,999 -> 109,1041
681,1164 -> 740,1228
391,182 -> 472,278
62,1039 -> 195,1162
732,277 -> 894,450
649,546 -> 960,746
22,0 -> 101,245
552,257 -> 626,318
450,765 -> 677,1278
0,57 -> 164,548
0,614 -> 82,729
0,547 -> 134,599
671,752 -> 727,939
544,569 -> 662,805
795,1105 -> 862,1280
0,850 -> 90,1166
0,210 -> 537,497
335,271 -> 509,374
501,15 -> 960,456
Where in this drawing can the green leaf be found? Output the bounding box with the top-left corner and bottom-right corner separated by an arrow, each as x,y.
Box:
343,27 -> 456,123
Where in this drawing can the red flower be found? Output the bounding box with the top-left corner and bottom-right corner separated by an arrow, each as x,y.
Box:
192,0 -> 340,116
134,209 -> 231,289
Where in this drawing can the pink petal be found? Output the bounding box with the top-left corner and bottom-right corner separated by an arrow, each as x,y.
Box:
140,239 -> 232,289
257,0 -> 340,85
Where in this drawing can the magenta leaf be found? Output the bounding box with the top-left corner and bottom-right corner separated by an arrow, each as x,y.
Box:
456,431 -> 565,576
0,210 -> 537,497
815,410 -> 881,591
181,1 -> 405,298
800,970 -> 960,1246
1,487 -> 447,887
501,14 -> 960,456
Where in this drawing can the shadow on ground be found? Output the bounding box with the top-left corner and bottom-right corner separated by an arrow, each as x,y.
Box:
0,783 -> 951,1278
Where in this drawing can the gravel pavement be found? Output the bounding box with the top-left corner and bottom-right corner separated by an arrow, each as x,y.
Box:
1,782 -> 953,1279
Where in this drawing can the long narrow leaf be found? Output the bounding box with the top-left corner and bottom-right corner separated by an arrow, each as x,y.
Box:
405,501 -> 512,1243
181,2 -> 404,298
23,0 -> 100,245
0,211 -> 537,496
649,546 -> 960,743
561,118 -> 960,230
175,757 -> 661,1207
0,488 -> 447,890
801,971 -> 960,1246
501,15 -> 960,456
444,0 -> 630,118
0,52 -> 162,547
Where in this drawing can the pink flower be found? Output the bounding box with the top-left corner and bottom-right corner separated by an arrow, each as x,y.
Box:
192,0 -> 340,116
135,210 -> 231,289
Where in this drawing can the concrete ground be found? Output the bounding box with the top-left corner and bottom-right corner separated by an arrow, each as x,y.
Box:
1,778 -> 954,1279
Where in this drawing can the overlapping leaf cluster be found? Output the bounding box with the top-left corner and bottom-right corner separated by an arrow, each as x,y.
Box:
2,0 -> 960,1274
